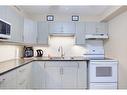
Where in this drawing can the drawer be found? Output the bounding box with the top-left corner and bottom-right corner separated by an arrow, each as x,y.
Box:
61,62 -> 78,67
89,83 -> 117,89
45,61 -> 61,67
45,61 -> 78,67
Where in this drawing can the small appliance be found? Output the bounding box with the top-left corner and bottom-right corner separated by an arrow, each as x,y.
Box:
0,19 -> 11,39
36,49 -> 43,57
23,46 -> 34,57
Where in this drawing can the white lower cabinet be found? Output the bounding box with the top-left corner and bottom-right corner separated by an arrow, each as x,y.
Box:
0,70 -> 17,89
16,63 -> 32,89
44,61 -> 86,89
77,61 -> 87,89
0,61 -> 87,89
62,66 -> 78,89
31,61 -> 45,89
45,66 -> 62,89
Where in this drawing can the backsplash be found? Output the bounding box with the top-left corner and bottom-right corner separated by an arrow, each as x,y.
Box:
34,36 -> 104,57
0,44 -> 22,62
34,36 -> 87,57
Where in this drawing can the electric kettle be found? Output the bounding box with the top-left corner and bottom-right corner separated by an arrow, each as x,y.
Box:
36,49 -> 43,57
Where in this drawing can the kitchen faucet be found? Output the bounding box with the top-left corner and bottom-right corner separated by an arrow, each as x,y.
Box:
58,46 -> 65,58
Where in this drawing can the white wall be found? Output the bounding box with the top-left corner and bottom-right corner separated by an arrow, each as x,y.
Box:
0,44 -> 21,62
104,11 -> 127,89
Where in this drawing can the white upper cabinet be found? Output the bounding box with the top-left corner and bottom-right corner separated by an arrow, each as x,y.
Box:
85,22 -> 108,35
75,22 -> 86,45
37,22 -> 49,45
0,6 -> 7,21
49,22 -> 75,35
24,18 -> 37,44
6,7 -> 24,42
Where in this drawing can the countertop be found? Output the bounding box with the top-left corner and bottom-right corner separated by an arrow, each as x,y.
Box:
0,57 -> 90,75
0,57 -> 113,76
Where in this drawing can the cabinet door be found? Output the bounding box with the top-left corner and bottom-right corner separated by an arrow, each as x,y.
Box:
24,18 -> 37,44
6,7 -> 23,42
77,62 -> 87,89
31,61 -> 45,89
86,22 -> 108,35
49,22 -> 75,34
45,66 -> 62,89
0,70 -> 17,89
62,22 -> 75,34
75,22 -> 86,45
85,22 -> 96,34
16,63 -> 31,89
0,6 -> 7,21
37,22 -> 48,45
62,66 -> 78,88
96,23 -> 108,34
49,22 -> 62,34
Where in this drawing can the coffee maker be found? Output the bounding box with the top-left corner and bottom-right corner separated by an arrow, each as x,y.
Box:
23,46 -> 34,57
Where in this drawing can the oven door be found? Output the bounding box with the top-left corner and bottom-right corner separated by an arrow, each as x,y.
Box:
89,60 -> 117,83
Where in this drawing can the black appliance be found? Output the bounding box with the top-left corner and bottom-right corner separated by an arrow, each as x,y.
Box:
23,46 -> 34,57
36,49 -> 43,57
0,20 -> 11,39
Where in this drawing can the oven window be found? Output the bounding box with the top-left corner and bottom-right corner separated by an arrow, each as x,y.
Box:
96,67 -> 112,77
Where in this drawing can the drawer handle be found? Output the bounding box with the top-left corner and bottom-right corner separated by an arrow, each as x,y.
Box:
0,79 -> 5,84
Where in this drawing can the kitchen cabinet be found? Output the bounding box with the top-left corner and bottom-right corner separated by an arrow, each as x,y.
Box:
16,63 -> 32,89
75,22 -> 86,45
77,61 -> 87,89
45,66 -> 62,88
62,66 -> 77,88
45,61 -> 78,89
31,61 -> 45,89
49,22 -> 75,34
85,22 -> 108,35
37,22 -> 49,45
24,18 -> 37,44
6,6 -> 24,42
0,70 -> 17,89
0,6 -> 7,21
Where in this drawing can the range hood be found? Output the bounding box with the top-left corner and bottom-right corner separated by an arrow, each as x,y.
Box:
85,34 -> 108,40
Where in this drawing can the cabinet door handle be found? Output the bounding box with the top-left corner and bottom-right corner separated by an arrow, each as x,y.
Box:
60,68 -> 62,75
19,68 -> 26,72
60,68 -> 63,75
0,79 -> 5,84
61,68 -> 63,75
60,67 -> 63,75
78,63 -> 79,68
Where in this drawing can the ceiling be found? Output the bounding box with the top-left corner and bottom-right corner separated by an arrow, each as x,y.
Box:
19,6 -> 114,16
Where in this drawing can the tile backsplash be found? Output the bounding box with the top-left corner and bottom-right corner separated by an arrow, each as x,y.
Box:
34,36 -> 87,57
